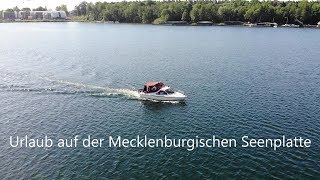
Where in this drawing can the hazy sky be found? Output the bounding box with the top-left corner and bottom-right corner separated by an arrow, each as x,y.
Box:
0,0 -> 111,10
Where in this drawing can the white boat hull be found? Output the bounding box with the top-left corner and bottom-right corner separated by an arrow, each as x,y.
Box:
139,92 -> 186,101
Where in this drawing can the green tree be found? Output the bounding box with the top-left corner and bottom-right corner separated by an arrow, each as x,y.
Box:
311,3 -> 320,24
65,0 -> 320,25
161,9 -> 171,21
181,2 -> 192,22
13,6 -> 20,12
296,0 -> 311,24
75,1 -> 88,16
56,4 -> 69,16
21,7 -> 31,11
142,6 -> 156,23
124,3 -> 142,23
33,6 -> 47,11
190,3 -> 202,22
218,5 -> 234,21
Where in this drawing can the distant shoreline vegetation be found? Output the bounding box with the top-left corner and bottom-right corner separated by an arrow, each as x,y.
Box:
64,0 -> 320,26
1,0 -> 320,27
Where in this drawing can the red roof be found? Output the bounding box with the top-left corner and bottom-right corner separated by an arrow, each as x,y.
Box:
144,81 -> 163,86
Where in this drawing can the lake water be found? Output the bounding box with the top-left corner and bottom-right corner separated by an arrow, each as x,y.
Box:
0,23 -> 319,178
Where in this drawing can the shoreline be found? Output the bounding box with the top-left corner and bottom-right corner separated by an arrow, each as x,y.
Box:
1,19 -> 319,29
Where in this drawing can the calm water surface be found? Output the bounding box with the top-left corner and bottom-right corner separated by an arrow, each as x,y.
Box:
0,23 -> 319,178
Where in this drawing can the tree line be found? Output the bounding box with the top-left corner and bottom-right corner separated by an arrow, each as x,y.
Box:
71,0 -> 320,25
2,0 -> 320,25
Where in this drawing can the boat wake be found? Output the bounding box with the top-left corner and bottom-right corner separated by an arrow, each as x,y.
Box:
48,79 -> 141,99
48,80 -> 184,103
0,77 -> 140,100
0,73 -> 184,103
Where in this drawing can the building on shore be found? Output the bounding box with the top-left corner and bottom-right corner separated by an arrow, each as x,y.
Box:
51,11 -> 67,19
43,11 -> 52,19
2,11 -> 16,20
18,11 -> 31,19
30,11 -> 44,19
29,11 -> 67,20
0,11 -> 68,20
1,10 -> 67,20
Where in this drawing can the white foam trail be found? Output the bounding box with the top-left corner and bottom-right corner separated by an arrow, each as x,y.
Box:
112,88 -> 140,98
50,79 -> 140,99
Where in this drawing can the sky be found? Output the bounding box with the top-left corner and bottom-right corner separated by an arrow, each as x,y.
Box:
0,0 -> 110,10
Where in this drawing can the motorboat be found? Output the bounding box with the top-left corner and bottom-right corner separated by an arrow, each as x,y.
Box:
138,81 -> 186,101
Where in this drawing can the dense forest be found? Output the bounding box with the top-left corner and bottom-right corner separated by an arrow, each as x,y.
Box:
70,0 -> 320,25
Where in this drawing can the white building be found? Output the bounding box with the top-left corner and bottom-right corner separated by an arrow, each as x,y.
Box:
18,11 -> 31,19
2,11 -> 16,20
30,11 -> 67,20
50,11 -> 67,19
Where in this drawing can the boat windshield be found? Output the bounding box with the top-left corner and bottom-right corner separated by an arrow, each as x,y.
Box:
157,90 -> 167,95
165,89 -> 175,94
